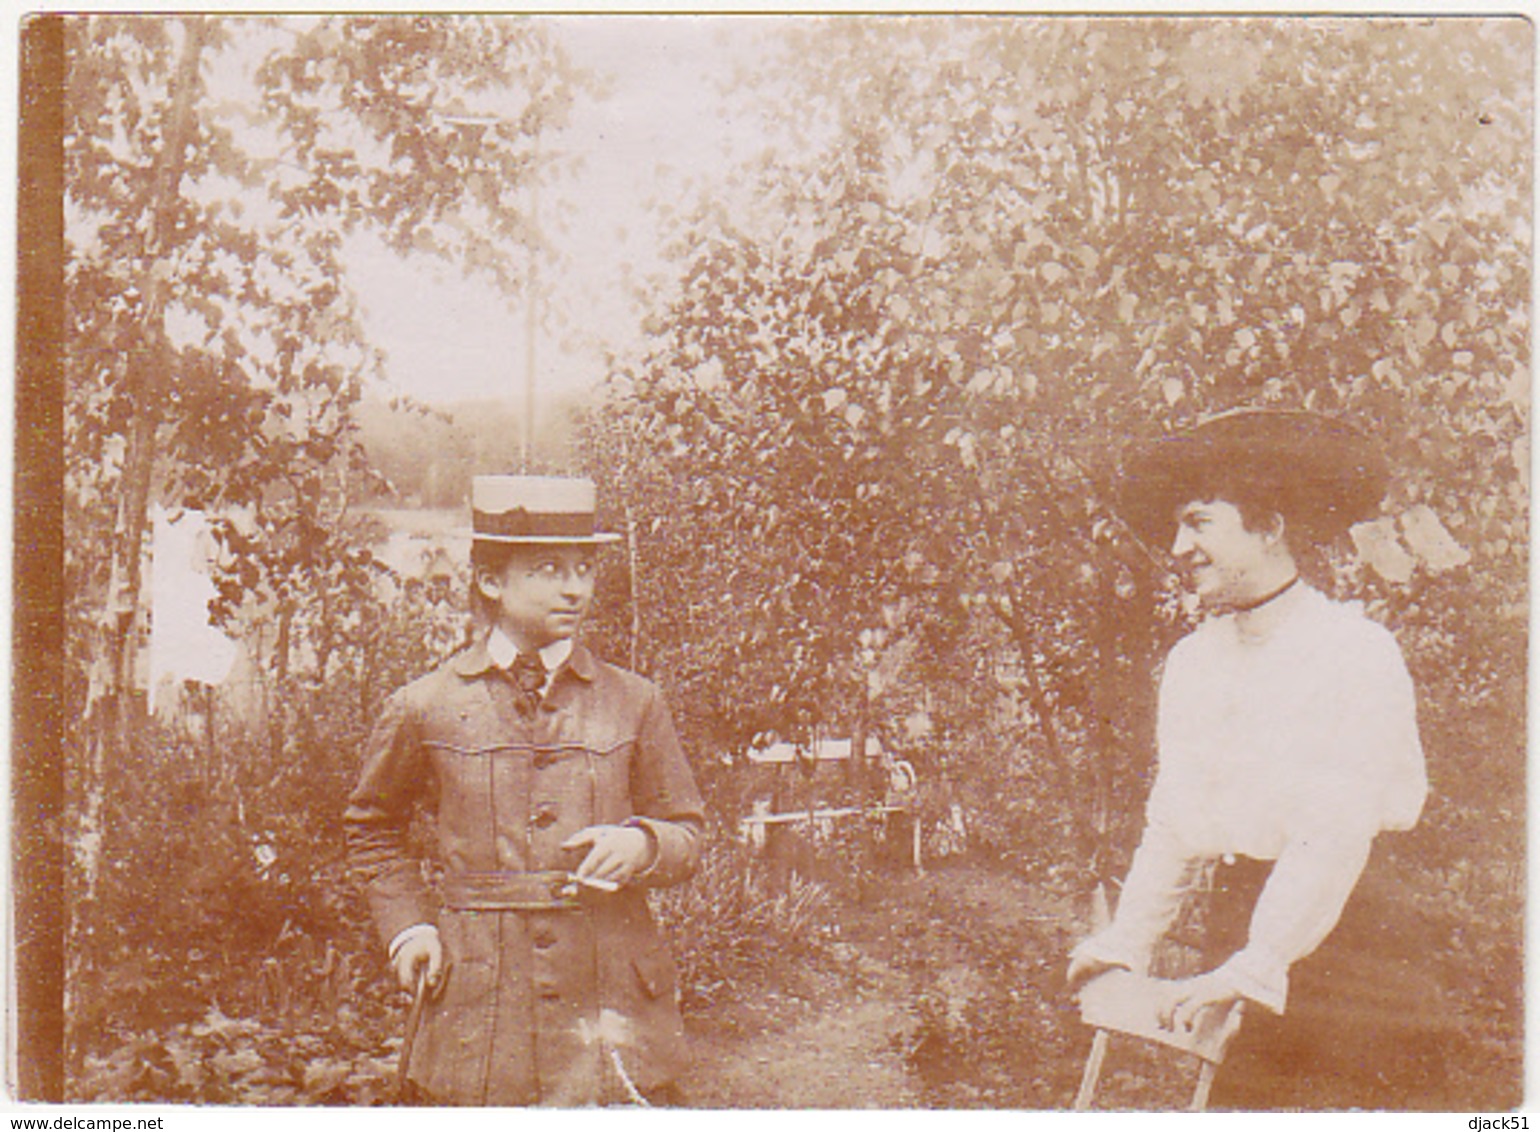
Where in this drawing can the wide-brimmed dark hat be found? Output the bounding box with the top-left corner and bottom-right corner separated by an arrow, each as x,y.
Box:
464,475 -> 622,545
1118,409 -> 1389,549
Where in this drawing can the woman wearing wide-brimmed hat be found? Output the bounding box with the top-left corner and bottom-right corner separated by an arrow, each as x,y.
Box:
1067,410 -> 1448,1109
345,476 -> 704,1106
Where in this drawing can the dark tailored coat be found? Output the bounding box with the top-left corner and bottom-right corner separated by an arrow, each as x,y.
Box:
344,637 -> 705,1106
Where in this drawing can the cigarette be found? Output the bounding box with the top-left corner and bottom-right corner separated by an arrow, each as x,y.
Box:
570,873 -> 620,892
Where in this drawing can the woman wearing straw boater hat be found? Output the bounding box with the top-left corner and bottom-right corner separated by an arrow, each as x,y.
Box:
345,475 -> 704,1106
1066,410 -> 1445,1109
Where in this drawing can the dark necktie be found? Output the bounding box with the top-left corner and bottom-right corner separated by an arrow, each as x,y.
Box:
508,651 -> 546,719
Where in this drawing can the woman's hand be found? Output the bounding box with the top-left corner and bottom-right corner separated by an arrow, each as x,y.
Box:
1156,970 -> 1244,1033
1066,954 -> 1129,993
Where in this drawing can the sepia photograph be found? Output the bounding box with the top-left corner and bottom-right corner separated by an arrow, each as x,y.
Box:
10,8 -> 1532,1117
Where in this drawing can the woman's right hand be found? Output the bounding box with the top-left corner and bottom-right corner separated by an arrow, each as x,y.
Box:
1065,953 -> 1128,993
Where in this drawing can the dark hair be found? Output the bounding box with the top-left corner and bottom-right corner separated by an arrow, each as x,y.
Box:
1177,464 -> 1331,583
1120,410 -> 1387,552
1181,465 -> 1289,539
468,541 -> 518,626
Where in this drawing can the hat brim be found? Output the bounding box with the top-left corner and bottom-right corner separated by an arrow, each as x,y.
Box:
453,529 -> 624,545
1118,410 -> 1388,550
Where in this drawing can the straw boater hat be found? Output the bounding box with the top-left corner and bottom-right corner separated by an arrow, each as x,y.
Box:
467,475 -> 622,545
1119,409 -> 1389,549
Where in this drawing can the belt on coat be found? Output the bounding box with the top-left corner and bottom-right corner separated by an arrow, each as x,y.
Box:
441,870 -> 585,911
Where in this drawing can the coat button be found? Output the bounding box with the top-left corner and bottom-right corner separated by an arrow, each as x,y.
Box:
532,807 -> 558,829
532,927 -> 557,949
533,751 -> 554,770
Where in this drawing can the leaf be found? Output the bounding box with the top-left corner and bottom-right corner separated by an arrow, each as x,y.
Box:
302,1058 -> 352,1097
1351,518 -> 1415,584
1399,504 -> 1472,572
1371,357 -> 1404,389
212,1047 -> 266,1078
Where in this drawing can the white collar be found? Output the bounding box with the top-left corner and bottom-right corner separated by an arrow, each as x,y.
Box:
486,627 -> 572,674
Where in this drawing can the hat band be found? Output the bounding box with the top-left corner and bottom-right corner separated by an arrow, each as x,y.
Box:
473,507 -> 595,540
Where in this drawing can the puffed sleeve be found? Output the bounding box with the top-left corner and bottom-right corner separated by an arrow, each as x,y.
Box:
627,682 -> 705,888
344,689 -> 436,946
1330,624 -> 1427,832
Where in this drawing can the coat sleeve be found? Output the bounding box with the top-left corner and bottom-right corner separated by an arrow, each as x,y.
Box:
344,688 -> 436,947
627,682 -> 705,888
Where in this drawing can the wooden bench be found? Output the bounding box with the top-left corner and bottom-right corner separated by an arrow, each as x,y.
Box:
737,739 -> 922,872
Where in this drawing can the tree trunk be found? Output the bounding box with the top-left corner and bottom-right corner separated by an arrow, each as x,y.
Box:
69,17 -> 209,1069
1086,558 -> 1119,880
998,608 -> 1066,768
846,663 -> 870,793
625,503 -> 642,671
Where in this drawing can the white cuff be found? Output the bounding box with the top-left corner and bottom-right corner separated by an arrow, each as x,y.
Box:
623,816 -> 663,877
1071,928 -> 1152,977
388,922 -> 439,960
1216,945 -> 1289,1014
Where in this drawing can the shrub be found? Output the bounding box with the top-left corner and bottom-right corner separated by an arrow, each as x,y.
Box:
652,838 -> 836,1009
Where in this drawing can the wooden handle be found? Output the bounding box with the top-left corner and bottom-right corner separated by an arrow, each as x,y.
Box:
396,969 -> 428,1103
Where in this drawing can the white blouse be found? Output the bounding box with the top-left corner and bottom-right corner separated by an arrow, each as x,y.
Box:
1074,583 -> 1427,1013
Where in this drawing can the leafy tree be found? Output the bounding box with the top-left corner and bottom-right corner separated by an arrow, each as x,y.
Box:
593,16 -> 1529,873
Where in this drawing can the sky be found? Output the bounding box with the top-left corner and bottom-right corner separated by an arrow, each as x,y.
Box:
348,16 -> 759,408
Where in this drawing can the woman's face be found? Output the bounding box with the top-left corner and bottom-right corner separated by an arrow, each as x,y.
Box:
1170,499 -> 1282,610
